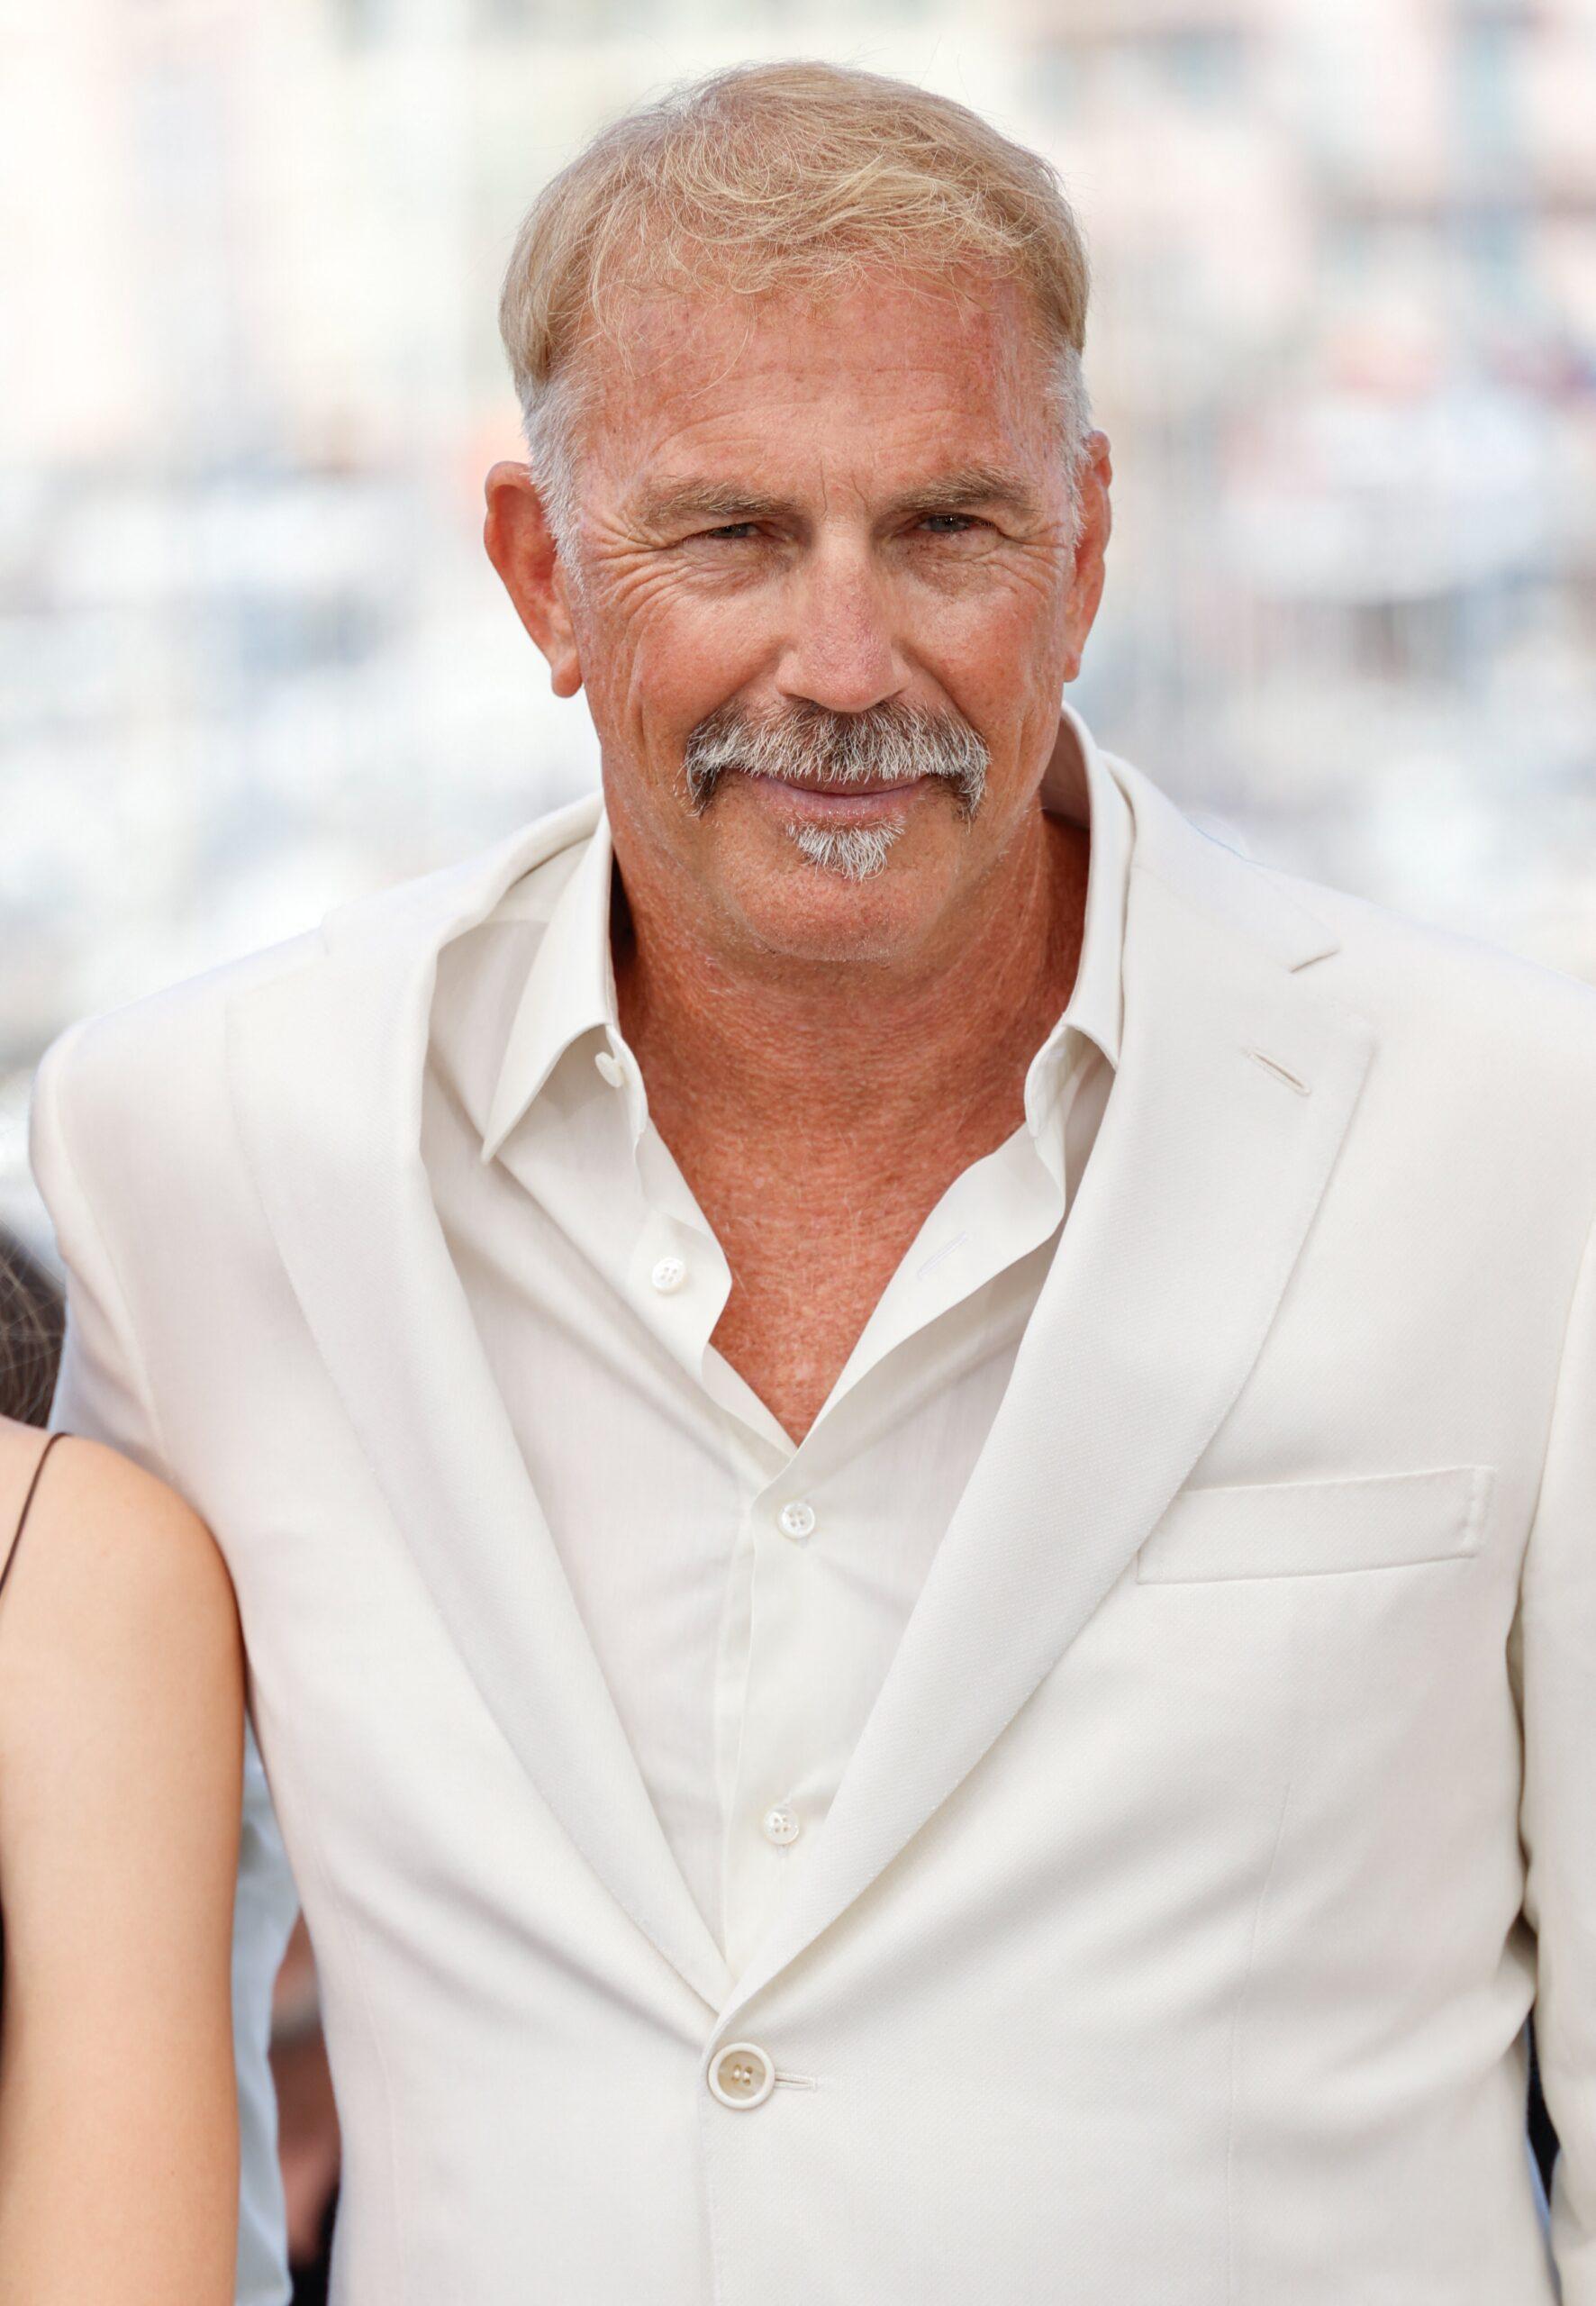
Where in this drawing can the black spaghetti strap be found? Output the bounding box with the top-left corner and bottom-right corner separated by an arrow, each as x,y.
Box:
0,1431 -> 68,1607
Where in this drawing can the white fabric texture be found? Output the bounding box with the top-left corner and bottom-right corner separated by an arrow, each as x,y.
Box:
420,735 -> 1129,1975
29,704 -> 1594,2304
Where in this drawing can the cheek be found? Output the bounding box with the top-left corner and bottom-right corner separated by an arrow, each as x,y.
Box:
902,569 -> 1071,733
900,541 -> 1070,642
584,572 -> 780,744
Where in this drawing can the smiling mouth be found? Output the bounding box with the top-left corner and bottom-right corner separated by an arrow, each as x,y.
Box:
751,771 -> 933,804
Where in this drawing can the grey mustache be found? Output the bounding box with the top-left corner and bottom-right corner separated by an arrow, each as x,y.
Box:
681,698 -> 990,816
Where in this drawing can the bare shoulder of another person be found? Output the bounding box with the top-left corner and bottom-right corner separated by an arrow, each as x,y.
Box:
0,1421 -> 244,2305
0,1423 -> 240,1720
0,1418 -> 245,1910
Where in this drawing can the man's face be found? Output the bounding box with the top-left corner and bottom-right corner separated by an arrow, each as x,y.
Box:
487,266 -> 1111,967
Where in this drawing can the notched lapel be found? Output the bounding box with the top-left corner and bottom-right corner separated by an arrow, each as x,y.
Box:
226,829 -> 735,2017
219,758 -> 1374,2038
718,822 -> 1374,2030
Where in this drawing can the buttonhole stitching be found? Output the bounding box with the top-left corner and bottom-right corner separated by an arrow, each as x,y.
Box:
1244,1046 -> 1310,1096
917,1230 -> 968,1281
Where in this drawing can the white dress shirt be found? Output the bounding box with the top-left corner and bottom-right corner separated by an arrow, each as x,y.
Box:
422,745 -> 1133,1975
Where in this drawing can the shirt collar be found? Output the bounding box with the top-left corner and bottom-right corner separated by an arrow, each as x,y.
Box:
482,701 -> 1132,1165
482,802 -> 625,1161
1037,697 -> 1128,1075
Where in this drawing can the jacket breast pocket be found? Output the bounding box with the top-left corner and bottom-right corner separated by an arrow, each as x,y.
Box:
1134,1465 -> 1493,1584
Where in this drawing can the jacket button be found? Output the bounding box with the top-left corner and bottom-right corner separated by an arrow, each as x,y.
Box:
708,2041 -> 775,2109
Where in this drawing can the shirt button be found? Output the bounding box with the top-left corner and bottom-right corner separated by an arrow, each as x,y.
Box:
763,1805 -> 801,1847
778,1500 -> 815,1540
708,2041 -> 776,2109
594,1049 -> 624,1087
650,1256 -> 686,1294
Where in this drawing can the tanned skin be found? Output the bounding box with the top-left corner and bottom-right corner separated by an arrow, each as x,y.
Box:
0,1420 -> 243,2302
485,266 -> 1112,1441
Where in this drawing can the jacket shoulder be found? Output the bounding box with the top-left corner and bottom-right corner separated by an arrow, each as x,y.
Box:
32,924 -> 325,1147
1256,853 -> 1596,1093
32,793 -> 603,1167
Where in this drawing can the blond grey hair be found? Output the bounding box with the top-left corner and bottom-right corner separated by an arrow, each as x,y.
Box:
498,60 -> 1093,557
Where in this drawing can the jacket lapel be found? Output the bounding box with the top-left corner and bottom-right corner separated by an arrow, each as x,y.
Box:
226,740 -> 1374,2033
716,755 -> 1374,2031
226,799 -> 736,2015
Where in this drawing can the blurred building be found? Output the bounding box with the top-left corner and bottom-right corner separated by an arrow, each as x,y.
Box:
1030,0 -> 1596,962
4,0 -> 1596,1245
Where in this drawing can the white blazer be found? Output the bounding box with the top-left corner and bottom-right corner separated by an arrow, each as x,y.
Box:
31,723 -> 1596,2304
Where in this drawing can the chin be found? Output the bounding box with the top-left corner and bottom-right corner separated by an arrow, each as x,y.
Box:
719,831 -> 952,966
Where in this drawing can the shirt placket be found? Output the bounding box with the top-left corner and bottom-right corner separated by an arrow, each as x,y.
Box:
711,1060 -> 1093,1979
718,1438 -> 834,1978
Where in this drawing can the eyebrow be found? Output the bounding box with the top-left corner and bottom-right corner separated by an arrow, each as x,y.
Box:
630,464 -> 1044,535
631,479 -> 796,531
884,465 -> 1044,524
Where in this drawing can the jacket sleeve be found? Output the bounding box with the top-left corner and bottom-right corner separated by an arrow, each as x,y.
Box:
29,1021 -> 301,2306
1514,1189 -> 1596,2299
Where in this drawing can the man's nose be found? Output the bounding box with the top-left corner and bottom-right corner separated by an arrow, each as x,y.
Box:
775,540 -> 907,715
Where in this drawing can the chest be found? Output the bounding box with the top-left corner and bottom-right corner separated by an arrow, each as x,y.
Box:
704,1192 -> 926,1442
563,1140 -> 1004,1445
667,1102 -> 1041,1439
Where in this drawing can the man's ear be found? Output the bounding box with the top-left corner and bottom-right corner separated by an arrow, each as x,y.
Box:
483,462 -> 583,698
1062,430 -> 1112,684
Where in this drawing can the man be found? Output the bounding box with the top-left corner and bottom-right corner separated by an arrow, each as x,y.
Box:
32,59 -> 1594,2304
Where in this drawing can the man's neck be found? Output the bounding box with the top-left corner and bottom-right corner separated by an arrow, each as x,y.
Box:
610,805 -> 1091,1440
612,809 -> 1091,1155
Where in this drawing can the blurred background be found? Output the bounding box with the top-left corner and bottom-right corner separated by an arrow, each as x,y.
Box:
1,0 -> 1591,2283
4,0 -> 1596,1249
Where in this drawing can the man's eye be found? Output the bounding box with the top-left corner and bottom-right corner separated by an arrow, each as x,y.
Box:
918,513 -> 983,535
701,522 -> 761,541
